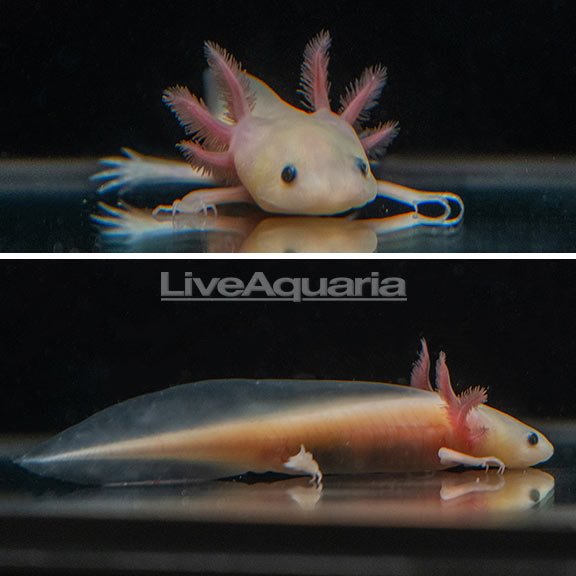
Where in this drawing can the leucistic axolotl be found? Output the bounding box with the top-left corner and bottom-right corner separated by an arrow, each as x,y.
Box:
93,32 -> 464,227
17,340 -> 553,486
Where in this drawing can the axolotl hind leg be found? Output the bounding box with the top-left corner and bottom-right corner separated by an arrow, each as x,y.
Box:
92,148 -> 217,194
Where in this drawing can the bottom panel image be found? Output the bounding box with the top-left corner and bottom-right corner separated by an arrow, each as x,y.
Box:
1,260 -> 575,575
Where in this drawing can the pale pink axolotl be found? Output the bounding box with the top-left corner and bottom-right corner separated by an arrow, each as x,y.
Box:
17,339 -> 552,485
94,32 -> 463,226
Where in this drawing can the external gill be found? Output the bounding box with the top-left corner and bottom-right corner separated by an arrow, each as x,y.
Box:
163,42 -> 255,179
298,32 -> 463,225
410,339 -> 488,447
299,31 -> 399,151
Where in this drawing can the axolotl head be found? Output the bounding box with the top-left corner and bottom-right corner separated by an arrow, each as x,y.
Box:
472,404 -> 554,468
232,109 -> 378,215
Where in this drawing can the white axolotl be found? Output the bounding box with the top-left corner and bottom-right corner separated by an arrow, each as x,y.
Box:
94,32 -> 463,226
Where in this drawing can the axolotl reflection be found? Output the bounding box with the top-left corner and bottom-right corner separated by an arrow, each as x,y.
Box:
94,203 -> 460,253
30,470 -> 553,521
17,340 -> 552,485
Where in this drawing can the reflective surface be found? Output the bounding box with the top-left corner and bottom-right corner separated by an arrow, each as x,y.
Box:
0,466 -> 557,525
2,157 -> 576,252
1,422 -> 575,575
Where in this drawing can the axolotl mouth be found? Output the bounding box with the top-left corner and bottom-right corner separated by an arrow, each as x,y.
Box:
256,186 -> 376,216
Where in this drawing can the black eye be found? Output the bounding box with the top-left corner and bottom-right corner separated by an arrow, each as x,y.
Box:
281,165 -> 297,183
529,489 -> 541,503
527,432 -> 539,446
355,157 -> 368,177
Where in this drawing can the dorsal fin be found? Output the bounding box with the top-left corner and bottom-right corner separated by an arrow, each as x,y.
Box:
435,351 -> 488,438
203,69 -> 229,123
247,73 -> 295,118
204,70 -> 295,121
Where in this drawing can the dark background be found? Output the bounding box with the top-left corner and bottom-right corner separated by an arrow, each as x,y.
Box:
2,259 -> 575,433
2,0 -> 575,158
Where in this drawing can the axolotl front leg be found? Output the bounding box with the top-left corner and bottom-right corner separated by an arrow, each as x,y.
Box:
153,186 -> 255,216
376,180 -> 464,226
438,447 -> 506,474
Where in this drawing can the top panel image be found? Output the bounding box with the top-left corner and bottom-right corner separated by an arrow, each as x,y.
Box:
2,0 -> 575,252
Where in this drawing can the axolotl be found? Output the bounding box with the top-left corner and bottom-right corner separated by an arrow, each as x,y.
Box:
94,32 -> 463,227
17,340 -> 552,485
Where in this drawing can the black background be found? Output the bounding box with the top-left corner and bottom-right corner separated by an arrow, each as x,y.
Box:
2,259 -> 574,433
2,0 -> 575,158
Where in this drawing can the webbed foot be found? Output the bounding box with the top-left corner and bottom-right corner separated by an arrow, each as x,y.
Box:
284,444 -> 323,486
91,148 -> 215,193
91,201 -> 169,236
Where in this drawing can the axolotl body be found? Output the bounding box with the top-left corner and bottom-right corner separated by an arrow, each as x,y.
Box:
17,341 -> 552,485
94,32 -> 463,227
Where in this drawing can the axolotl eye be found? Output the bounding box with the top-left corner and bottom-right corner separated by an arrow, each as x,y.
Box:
281,164 -> 297,184
529,489 -> 541,503
527,432 -> 539,446
355,157 -> 369,177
